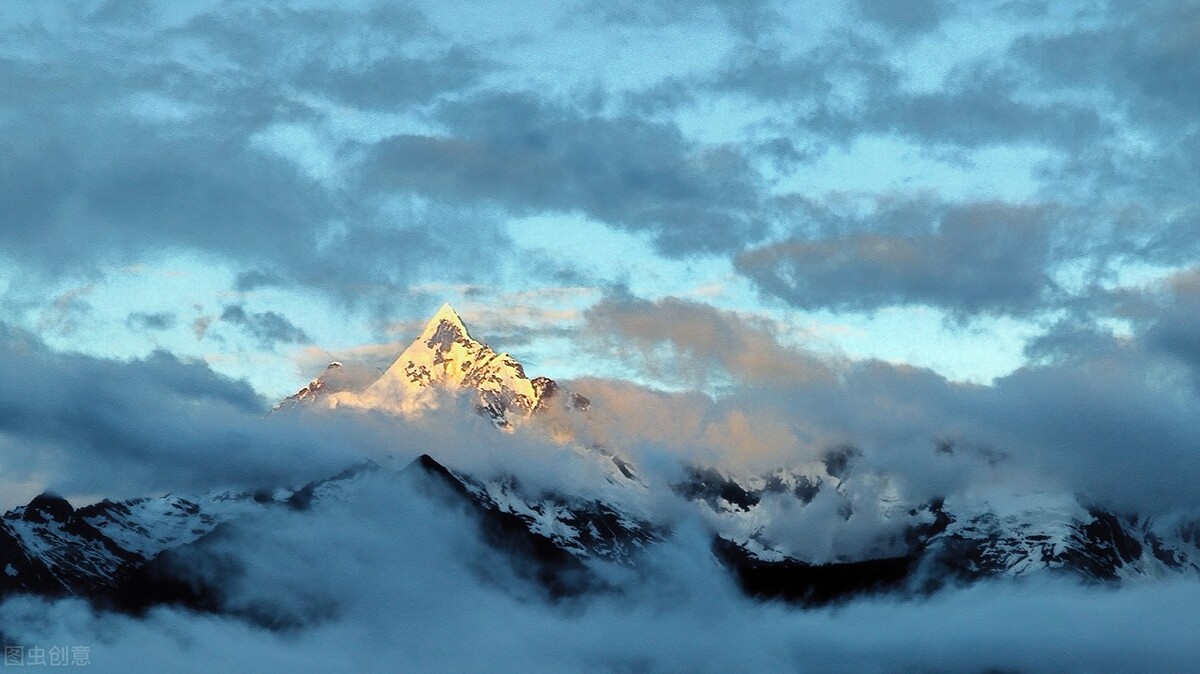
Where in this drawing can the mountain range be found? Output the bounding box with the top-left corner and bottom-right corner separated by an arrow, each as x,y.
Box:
4,304 -> 1199,615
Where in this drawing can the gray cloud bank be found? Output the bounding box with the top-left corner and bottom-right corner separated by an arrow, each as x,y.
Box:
0,324 -> 364,500
0,2 -> 508,304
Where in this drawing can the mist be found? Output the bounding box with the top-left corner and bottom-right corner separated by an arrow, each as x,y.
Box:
3,471 -> 1197,674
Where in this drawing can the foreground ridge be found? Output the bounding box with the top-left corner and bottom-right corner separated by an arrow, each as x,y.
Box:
4,453 -> 1199,612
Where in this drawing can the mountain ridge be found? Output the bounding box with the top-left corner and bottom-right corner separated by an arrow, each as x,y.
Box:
4,303 -> 1200,615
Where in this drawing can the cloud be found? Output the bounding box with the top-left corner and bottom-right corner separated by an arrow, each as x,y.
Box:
713,43 -> 868,104
736,200 -> 1060,317
582,294 -> 833,388
36,285 -> 95,336
1013,1 -> 1200,128
192,315 -> 215,341
126,311 -> 178,331
710,19 -> 1103,153
232,270 -> 286,293
967,344 -> 1200,514
851,0 -> 951,38
561,297 -> 985,480
0,324 -> 367,501
361,92 -> 769,256
0,2 -> 511,302
1145,270 -> 1200,384
296,46 -> 492,110
577,0 -> 779,37
219,305 -> 311,349
841,66 -> 1105,150
573,291 -> 1200,513
2,0 -> 1197,325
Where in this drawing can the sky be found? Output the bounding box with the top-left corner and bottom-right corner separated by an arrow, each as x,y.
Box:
6,0 -> 1198,404
4,1 -> 1200,670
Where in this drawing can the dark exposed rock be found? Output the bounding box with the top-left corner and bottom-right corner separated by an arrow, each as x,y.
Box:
23,493 -> 75,523
674,467 -> 761,511
714,537 -> 916,605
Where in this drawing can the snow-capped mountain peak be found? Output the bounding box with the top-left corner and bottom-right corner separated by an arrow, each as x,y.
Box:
368,302 -> 498,395
285,304 -> 545,423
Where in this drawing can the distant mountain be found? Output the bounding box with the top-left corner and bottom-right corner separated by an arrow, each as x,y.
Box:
276,303 -> 585,425
0,489 -> 265,599
5,303 -> 1200,614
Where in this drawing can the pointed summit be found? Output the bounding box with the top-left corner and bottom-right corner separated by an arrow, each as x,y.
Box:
422,303 -> 469,339
350,301 -> 537,419
419,302 -> 473,353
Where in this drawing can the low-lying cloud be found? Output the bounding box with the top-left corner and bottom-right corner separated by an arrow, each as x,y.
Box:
0,324 -> 363,503
572,292 -> 1200,515
3,472 -> 1199,673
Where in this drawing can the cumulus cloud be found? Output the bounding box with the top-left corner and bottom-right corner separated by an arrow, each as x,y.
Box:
296,46 -> 492,111
577,0 -> 779,37
851,0 -> 951,38
701,2 -> 1199,318
0,0 -> 787,307
3,0 -> 1195,333
1013,1 -> 1200,128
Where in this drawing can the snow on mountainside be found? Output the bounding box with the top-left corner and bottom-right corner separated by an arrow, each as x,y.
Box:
673,467 -> 1200,604
921,493 -> 1200,581
0,494 -> 139,597
274,361 -> 352,410
6,450 -> 1194,610
79,490 -> 268,560
412,455 -> 659,564
0,490 -> 270,598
